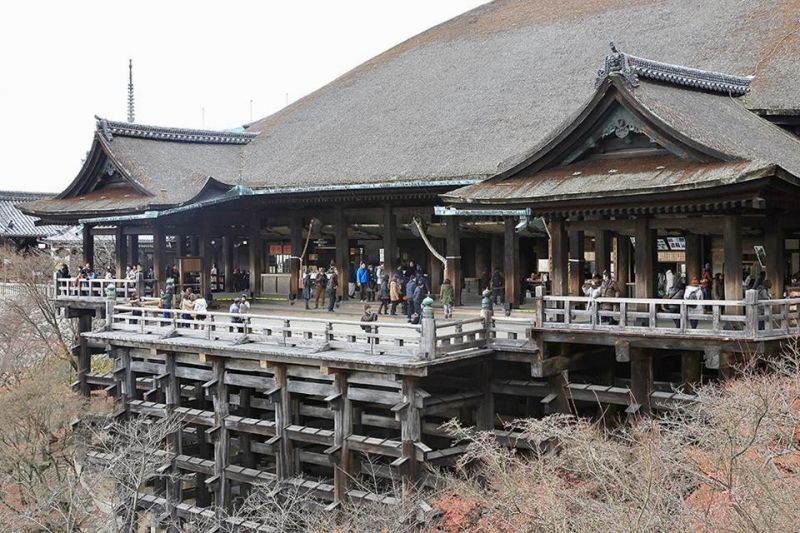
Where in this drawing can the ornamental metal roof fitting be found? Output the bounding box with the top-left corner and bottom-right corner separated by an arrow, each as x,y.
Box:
595,42 -> 753,95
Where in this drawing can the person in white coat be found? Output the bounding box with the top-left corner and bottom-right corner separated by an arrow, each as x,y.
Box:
684,276 -> 704,329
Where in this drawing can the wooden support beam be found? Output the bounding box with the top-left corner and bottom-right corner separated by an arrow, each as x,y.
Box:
550,220 -> 569,296
199,221 -> 212,297
504,217 -> 520,306
568,230 -> 585,296
723,215 -> 743,306
383,205 -> 397,275
248,214 -> 262,296
765,224 -> 785,300
331,371 -> 352,504
629,348 -> 653,414
273,365 -> 295,478
77,313 -> 92,397
222,235 -> 234,292
210,359 -> 231,509
153,225 -> 166,288
475,360 -> 494,430
685,233 -> 702,281
115,226 -> 127,279
595,230 -> 611,276
176,234 -> 187,258
616,233 -> 632,296
681,351 -> 702,394
334,206 -> 349,301
446,217 -> 462,306
164,353 -> 181,521
634,218 -> 656,299
399,376 -> 421,483
290,217 -> 303,299
82,224 -> 94,268
237,389 -> 256,469
128,234 -> 139,266
193,384 -> 212,507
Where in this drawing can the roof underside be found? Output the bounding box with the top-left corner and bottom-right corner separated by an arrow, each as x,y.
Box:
22,0 -> 800,221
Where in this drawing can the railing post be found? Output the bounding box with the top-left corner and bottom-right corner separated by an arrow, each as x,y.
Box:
480,289 -> 494,342
104,283 -> 117,330
418,297 -> 436,360
52,272 -> 58,298
745,289 -> 758,337
533,286 -> 544,328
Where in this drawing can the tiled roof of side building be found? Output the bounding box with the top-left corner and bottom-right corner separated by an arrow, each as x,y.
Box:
0,191 -> 69,238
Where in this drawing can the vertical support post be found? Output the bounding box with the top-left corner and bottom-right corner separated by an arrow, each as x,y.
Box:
82,224 -> 94,268
238,389 -> 255,469
681,351 -> 702,394
568,230 -> 585,296
176,234 -> 188,258
334,206 -> 349,301
194,384 -> 211,507
719,351 -> 737,380
634,218 -> 656,299
504,217 -> 520,307
616,233 -> 632,296
490,234 -> 503,273
765,225 -> 785,300
685,233 -> 702,280
550,220 -> 569,296
290,216 -> 303,299
445,217 -> 462,306
595,230 -> 612,276
331,371 -> 352,504
475,360 -> 494,430
115,225 -> 127,279
630,348 -> 653,414
189,236 -> 200,256
474,238 -> 490,289
419,297 -> 436,360
273,364 -> 295,478
248,214 -> 262,296
211,358 -> 230,509
164,352 -> 181,521
400,376 -> 421,483
128,234 -> 139,266
153,224 -> 166,290
383,205 -> 396,275
222,235 -> 234,292
77,312 -> 92,397
545,371 -> 569,414
199,221 -> 212,297
723,215 -> 743,309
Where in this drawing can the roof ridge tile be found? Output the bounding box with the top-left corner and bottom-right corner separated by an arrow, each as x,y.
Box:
95,117 -> 258,145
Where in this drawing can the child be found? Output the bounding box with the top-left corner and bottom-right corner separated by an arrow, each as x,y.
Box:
440,278 -> 454,319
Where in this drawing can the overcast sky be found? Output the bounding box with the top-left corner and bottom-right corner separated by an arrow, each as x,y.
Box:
0,1 -> 486,193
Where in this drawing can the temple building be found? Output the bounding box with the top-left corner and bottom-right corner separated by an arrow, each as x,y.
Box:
21,0 -> 800,523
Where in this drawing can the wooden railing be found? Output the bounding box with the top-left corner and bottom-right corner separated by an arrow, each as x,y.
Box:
106,303 -> 488,360
529,289 -> 800,339
55,276 -> 139,299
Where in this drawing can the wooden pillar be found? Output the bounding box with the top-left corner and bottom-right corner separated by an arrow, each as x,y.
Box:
273,365 -> 295,478
222,236 -> 234,292
164,353 -> 182,518
765,225 -> 785,299
82,224 -> 94,267
248,214 -> 262,296
383,205 -> 396,275
568,230 -> 585,296
634,218 -> 656,299
595,230 -> 611,276
685,233 -> 702,281
153,225 -> 166,289
238,389 -> 255,469
504,217 -> 520,306
115,226 -> 127,279
176,234 -> 188,258
211,358 -> 230,509
194,384 -> 212,507
199,222 -> 212,297
545,371 -> 569,414
77,313 -> 92,397
290,217 -> 303,299
400,376 -> 421,482
630,348 -> 653,413
550,220 -> 569,296
446,217 -> 462,306
128,234 -> 139,266
189,236 -> 199,256
331,371 -> 352,504
334,206 -> 349,301
475,237 -> 490,288
616,233 -> 632,296
681,351 -> 702,394
723,216 -> 742,303
719,351 -> 737,380
429,241 -> 443,296
475,360 -> 494,430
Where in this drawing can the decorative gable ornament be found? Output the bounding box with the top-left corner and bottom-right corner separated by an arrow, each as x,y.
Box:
596,42 -> 753,95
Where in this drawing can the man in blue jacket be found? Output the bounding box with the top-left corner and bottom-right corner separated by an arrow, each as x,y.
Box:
356,262 -> 369,301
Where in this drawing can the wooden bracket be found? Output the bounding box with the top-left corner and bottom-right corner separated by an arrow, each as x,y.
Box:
205,425 -> 221,439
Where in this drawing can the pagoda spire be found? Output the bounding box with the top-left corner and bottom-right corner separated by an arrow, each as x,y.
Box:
127,59 -> 135,123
